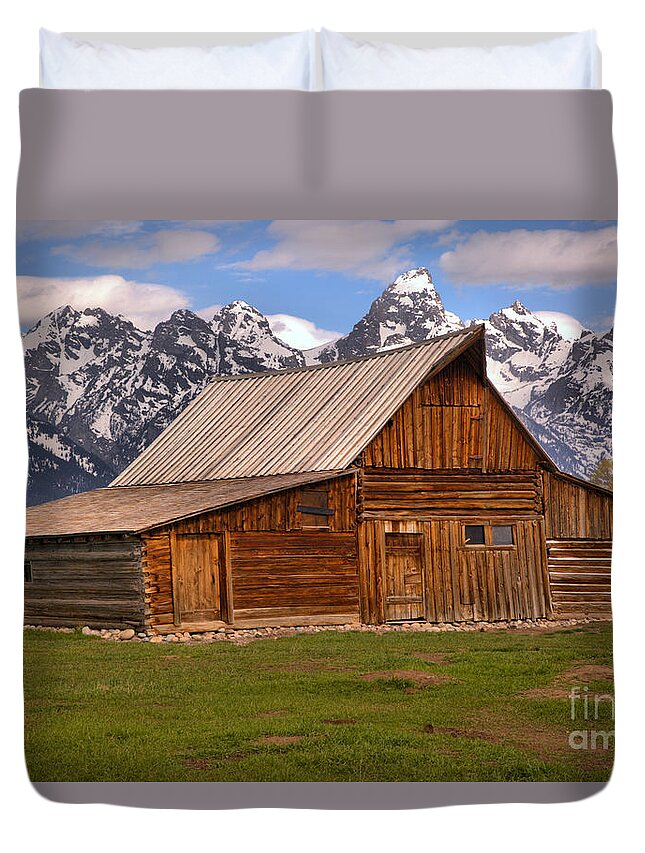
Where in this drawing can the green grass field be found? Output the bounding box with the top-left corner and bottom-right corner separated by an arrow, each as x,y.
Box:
23,623 -> 614,782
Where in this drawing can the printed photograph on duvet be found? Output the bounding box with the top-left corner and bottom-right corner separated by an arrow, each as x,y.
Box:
19,219 -> 615,783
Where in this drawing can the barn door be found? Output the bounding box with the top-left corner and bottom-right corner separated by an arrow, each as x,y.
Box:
384,533 -> 425,621
171,533 -> 222,626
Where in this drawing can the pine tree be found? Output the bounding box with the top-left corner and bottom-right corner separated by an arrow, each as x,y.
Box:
591,458 -> 613,490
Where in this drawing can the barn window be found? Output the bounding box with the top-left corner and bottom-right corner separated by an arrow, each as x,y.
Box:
464,525 -> 485,545
24,560 -> 33,583
297,488 -> 334,528
491,525 -> 514,546
463,524 -> 515,547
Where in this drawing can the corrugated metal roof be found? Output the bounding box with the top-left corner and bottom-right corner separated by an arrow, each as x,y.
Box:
26,471 -> 353,537
112,326 -> 484,487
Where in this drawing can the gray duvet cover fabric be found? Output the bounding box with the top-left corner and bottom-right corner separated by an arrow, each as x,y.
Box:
19,89 -> 616,809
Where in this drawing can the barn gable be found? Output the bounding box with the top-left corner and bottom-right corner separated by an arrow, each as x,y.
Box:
362,351 -> 544,472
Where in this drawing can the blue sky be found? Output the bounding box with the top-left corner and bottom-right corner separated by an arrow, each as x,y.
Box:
16,219 -> 617,347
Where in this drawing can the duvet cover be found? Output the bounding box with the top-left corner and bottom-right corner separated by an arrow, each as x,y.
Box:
18,89 -> 617,808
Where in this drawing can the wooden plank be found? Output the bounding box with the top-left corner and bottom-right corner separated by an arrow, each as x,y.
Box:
232,613 -> 359,628
221,531 -> 234,624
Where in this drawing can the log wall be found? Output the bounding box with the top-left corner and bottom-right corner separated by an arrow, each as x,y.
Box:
141,532 -> 174,629
547,539 -> 612,617
360,468 -> 543,518
358,518 -> 550,624
24,535 -> 144,628
543,472 -> 612,539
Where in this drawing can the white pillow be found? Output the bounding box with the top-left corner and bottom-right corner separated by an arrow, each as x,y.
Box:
321,30 -> 600,90
40,29 -> 316,90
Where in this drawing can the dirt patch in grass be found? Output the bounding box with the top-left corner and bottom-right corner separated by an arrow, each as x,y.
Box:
458,709 -> 613,774
414,652 -> 452,665
184,757 -> 211,770
521,662 -> 613,700
360,669 -> 453,689
186,750 -> 248,768
422,718 -> 575,763
258,735 -> 304,746
521,686 -> 572,699
562,664 -> 613,683
322,718 -> 356,725
223,751 -> 247,761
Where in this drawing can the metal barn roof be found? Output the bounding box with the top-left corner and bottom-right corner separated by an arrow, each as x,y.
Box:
26,470 -> 353,537
111,326 -> 485,487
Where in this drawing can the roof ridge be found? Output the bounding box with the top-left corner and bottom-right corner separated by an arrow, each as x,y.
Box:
207,324 -> 484,384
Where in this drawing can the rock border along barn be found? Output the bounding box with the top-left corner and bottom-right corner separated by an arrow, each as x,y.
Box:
25,326 -> 612,632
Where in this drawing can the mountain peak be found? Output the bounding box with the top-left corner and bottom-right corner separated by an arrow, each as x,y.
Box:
221,299 -> 259,315
168,308 -> 200,321
506,299 -> 531,316
389,267 -> 435,295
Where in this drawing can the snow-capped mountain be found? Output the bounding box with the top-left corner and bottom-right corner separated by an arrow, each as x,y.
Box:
212,300 -> 304,374
22,269 -> 612,504
23,301 -> 306,504
306,268 -> 463,364
478,300 -> 612,476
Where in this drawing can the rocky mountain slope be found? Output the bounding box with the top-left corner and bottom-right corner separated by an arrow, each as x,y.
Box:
23,301 -> 303,504
22,268 -> 612,504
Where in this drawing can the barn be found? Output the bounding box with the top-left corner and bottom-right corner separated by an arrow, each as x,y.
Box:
24,325 -> 612,632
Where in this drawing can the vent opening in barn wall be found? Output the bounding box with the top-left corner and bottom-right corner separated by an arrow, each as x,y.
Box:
25,326 -> 612,631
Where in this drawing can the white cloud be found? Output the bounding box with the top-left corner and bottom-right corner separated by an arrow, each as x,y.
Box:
17,275 -> 189,330
53,229 -> 221,269
534,311 -> 585,341
439,226 -> 617,289
266,314 -> 341,350
231,220 -> 455,281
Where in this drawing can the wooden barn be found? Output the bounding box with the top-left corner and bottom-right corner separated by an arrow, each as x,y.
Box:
24,325 -> 612,632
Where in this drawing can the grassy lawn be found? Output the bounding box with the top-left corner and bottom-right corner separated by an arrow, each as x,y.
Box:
24,623 -> 614,782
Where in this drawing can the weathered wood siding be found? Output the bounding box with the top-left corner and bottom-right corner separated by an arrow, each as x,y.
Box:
543,472 -> 612,539
141,532 -> 175,629
230,532 -> 359,626
162,475 -> 355,535
363,355 -> 540,471
358,519 -> 550,624
24,535 -> 144,628
360,468 -> 543,518
484,388 -> 541,471
547,539 -> 612,617
141,477 -> 358,630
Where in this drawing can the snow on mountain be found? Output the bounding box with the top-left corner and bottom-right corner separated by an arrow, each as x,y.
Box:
519,328 -> 613,476
23,300 -> 305,504
22,272 -> 612,504
480,301 -> 611,475
304,268 -> 463,365
211,300 -> 304,373
483,300 -> 577,410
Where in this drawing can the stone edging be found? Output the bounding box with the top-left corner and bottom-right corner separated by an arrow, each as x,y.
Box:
24,616 -> 604,646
